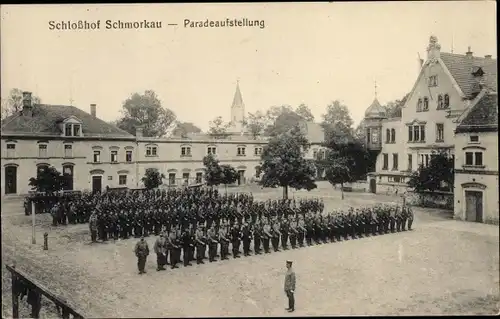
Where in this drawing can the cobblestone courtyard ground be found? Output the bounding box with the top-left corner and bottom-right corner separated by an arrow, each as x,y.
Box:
2,185 -> 499,317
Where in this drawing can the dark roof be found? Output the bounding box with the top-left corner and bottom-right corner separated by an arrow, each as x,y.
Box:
364,98 -> 386,118
455,92 -> 498,133
1,104 -> 134,138
440,53 -> 497,98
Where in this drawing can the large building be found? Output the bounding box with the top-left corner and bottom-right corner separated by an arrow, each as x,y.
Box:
1,84 -> 326,196
364,36 -> 497,190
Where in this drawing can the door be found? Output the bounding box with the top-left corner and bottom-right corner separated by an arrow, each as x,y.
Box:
4,166 -> 17,194
238,170 -> 245,185
92,176 -> 102,194
465,191 -> 483,223
369,178 -> 376,194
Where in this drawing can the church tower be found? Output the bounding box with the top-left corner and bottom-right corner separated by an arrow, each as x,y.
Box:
229,80 -> 246,134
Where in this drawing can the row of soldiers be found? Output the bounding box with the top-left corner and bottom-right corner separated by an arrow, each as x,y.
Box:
133,203 -> 415,273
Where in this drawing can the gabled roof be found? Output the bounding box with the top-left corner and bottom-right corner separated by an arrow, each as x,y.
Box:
364,98 -> 386,118
440,53 -> 497,99
455,91 -> 498,133
1,104 -> 134,139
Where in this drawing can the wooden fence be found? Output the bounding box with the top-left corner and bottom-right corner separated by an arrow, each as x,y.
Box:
6,264 -> 86,319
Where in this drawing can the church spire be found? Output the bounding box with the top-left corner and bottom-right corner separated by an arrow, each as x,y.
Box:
232,79 -> 244,109
374,80 -> 378,99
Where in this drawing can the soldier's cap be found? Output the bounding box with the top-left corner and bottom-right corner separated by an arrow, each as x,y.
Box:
286,260 -> 293,264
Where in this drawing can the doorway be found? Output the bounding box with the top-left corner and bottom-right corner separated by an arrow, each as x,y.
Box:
369,178 -> 377,194
4,166 -> 17,194
92,176 -> 102,194
238,170 -> 245,185
465,190 -> 483,223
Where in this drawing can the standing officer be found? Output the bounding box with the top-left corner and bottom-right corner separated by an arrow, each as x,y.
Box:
134,236 -> 150,275
271,218 -> 281,252
89,212 -> 98,243
297,216 -> 306,247
207,224 -> 219,262
181,226 -> 193,267
284,260 -> 296,313
280,217 -> 289,250
241,221 -> 252,256
195,222 -> 206,265
262,218 -> 272,254
231,222 -> 242,259
154,233 -> 167,271
218,220 -> 230,260
168,227 -> 180,269
289,218 -> 298,249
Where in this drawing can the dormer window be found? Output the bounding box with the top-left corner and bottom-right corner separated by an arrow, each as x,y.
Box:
73,124 -> 81,136
472,67 -> 484,77
63,121 -> 83,137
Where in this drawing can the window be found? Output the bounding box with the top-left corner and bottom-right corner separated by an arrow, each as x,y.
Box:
64,144 -> 73,158
437,95 -> 443,109
181,146 -> 191,157
408,154 -> 413,171
408,126 -> 413,142
420,154 -> 424,166
465,152 -> 473,165
126,150 -> 132,162
385,129 -> 390,143
6,144 -> 15,157
65,125 -> 72,136
409,125 -> 426,142
93,150 -> 100,163
391,129 -> 396,143
110,150 -> 118,162
413,126 -> 420,141
182,173 -> 190,185
425,154 -> 429,167
73,124 -> 81,136
417,98 -> 422,112
64,123 -> 82,137
420,126 -> 426,142
444,94 -> 450,108
254,147 -> 263,156
196,172 -> 203,183
423,97 -> 429,111
313,149 -> 318,159
366,129 -> 371,144
146,146 -> 157,157
207,146 -> 216,155
469,135 -> 479,143
169,173 -> 176,185
62,165 -> 74,191
392,153 -> 398,170
436,123 -> 444,142
38,144 -> 47,158
382,153 -> 388,170
237,147 -> 246,156
428,75 -> 438,87
475,152 -> 483,166
119,175 -> 127,185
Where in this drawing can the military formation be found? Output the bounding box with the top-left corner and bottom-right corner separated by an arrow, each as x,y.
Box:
25,187 -> 414,273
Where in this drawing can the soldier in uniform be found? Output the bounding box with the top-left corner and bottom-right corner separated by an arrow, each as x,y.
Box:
297,216 -> 306,247
89,212 -> 98,243
50,203 -> 59,227
280,217 -> 289,250
181,226 -> 193,267
134,236 -> 150,275
271,218 -> 281,252
405,204 -> 414,230
395,207 -> 402,232
195,223 -> 206,264
289,218 -> 298,249
230,222 -> 242,258
305,215 -> 314,246
154,233 -> 167,271
262,219 -> 272,254
241,221 -> 252,256
207,224 -> 219,262
389,206 -> 396,233
218,220 -> 230,260
168,227 -> 180,269
253,218 -> 262,255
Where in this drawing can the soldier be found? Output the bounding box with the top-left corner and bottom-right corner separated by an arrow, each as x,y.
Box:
297,216 -> 306,247
181,226 -> 193,267
50,203 -> 59,227
271,218 -> 281,252
168,227 -> 180,269
389,205 -> 396,233
219,220 -> 231,260
395,207 -> 402,232
89,212 -> 98,243
134,212 -> 143,238
134,236 -> 150,275
241,221 -> 252,256
262,219 -> 272,254
230,222 -> 242,258
154,233 -> 167,271
280,217 -> 289,250
111,212 -> 119,240
195,222 -> 206,264
289,218 -> 298,249
253,218 -> 262,255
305,215 -> 314,246
208,224 -> 219,262
284,260 -> 296,313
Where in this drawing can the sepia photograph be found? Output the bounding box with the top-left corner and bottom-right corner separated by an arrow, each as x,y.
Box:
1,2 -> 498,318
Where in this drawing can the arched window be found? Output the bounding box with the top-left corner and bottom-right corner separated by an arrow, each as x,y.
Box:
444,94 -> 450,108
417,98 -> 422,111
386,129 -> 391,143
391,129 -> 396,143
437,95 -> 443,109
423,97 -> 429,111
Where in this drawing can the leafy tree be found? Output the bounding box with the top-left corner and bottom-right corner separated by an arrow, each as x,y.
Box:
246,111 -> 268,138
407,151 -> 454,193
295,103 -> 315,122
1,89 -> 42,120
325,158 -> 352,200
203,154 -> 224,187
28,166 -> 65,193
172,121 -> 202,137
259,125 -> 317,199
383,93 -> 409,118
116,90 -> 176,137
142,168 -> 165,189
208,116 -> 230,137
220,164 -> 240,191
321,100 -> 355,142
353,119 -> 366,146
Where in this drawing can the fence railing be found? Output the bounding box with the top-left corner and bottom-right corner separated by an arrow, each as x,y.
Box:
6,264 -> 85,319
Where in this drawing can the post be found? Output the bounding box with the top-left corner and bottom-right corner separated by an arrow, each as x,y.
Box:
32,201 -> 36,245
44,233 -> 48,250
11,265 -> 19,319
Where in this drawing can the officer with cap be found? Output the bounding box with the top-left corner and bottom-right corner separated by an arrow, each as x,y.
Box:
284,260 -> 296,312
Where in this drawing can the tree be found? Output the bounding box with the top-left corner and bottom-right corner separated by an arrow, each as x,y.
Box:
172,121 -> 202,137
116,90 -> 176,137
264,105 -> 305,137
142,168 -> 165,189
220,165 -> 239,191
246,111 -> 268,138
2,88 -> 42,120
295,103 -> 315,122
321,100 -> 355,142
28,166 -> 65,193
383,93 -> 409,118
208,116 -> 230,137
353,120 -> 366,146
203,154 -> 224,187
259,125 -> 317,199
325,158 -> 352,200
407,151 -> 454,193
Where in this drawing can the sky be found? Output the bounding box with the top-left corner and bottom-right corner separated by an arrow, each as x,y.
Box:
1,2 -> 497,131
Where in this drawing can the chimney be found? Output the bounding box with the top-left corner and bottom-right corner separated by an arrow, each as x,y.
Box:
135,126 -> 144,138
485,55 -> 492,59
22,91 -> 33,116
426,35 -> 441,60
466,46 -> 473,58
90,104 -> 97,118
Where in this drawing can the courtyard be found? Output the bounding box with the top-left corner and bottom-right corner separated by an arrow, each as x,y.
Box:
2,184 -> 499,317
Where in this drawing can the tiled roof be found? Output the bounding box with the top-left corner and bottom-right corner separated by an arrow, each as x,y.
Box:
455,92 -> 498,133
1,104 -> 134,138
364,98 -> 386,118
139,132 -> 270,144
440,53 -> 497,98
